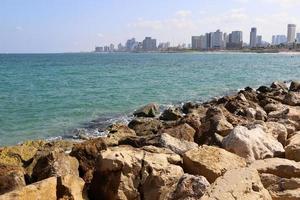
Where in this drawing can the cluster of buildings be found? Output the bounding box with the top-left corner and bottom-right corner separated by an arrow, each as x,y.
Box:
272,24 -> 300,45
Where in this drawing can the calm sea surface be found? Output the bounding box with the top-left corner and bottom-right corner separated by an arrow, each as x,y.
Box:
1,52 -> 300,146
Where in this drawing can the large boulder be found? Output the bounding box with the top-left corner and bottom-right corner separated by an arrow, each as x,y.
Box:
133,103 -> 159,117
70,137 -> 107,183
183,145 -> 246,183
160,107 -> 183,121
128,117 -> 162,136
285,132 -> 300,161
27,148 -> 79,183
178,113 -> 202,142
0,164 -> 26,195
271,81 -> 288,91
105,123 -> 136,145
201,168 -> 272,200
222,126 -> 285,162
0,175 -> 86,200
289,81 -> 300,92
158,123 -> 196,142
119,133 -> 198,156
169,174 -> 210,200
265,121 -> 288,146
283,92 -> 300,106
89,145 -> 183,200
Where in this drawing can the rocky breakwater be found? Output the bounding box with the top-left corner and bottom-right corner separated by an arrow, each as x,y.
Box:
2,81 -> 300,199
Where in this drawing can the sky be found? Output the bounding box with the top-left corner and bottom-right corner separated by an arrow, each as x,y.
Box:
0,0 -> 300,53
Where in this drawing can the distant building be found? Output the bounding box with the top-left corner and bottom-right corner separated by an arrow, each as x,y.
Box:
109,44 -> 114,52
126,38 -> 137,51
256,35 -> 262,47
158,42 -> 170,50
296,33 -> 300,44
272,35 -> 287,45
227,31 -> 243,49
287,24 -> 296,44
200,35 -> 207,49
206,32 -> 214,49
104,46 -> 110,52
95,46 -> 103,52
250,28 -> 257,48
142,37 -> 157,51
191,36 -> 202,50
212,30 -> 224,49
118,43 -> 125,51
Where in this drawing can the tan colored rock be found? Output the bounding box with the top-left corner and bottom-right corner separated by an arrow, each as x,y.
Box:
169,174 -> 210,200
183,145 -> 246,183
133,103 -> 159,117
179,113 -> 203,142
0,175 -> 86,200
160,107 -> 183,121
128,117 -> 163,136
201,168 -> 272,200
289,81 -> 300,92
0,164 -> 25,195
89,145 -> 183,200
159,123 -> 196,142
283,92 -> 300,106
105,123 -> 136,145
285,132 -> 300,161
265,121 -> 288,146
222,126 -> 285,162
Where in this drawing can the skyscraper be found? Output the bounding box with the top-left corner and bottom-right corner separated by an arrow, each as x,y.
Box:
250,28 -> 257,48
256,36 -> 262,47
287,24 -> 296,44
191,36 -> 202,50
212,30 -> 224,49
227,31 -> 243,49
296,33 -> 300,44
142,37 -> 157,51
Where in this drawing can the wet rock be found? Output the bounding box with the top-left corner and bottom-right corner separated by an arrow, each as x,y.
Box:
289,81 -> 300,92
257,85 -> 273,93
70,137 -> 107,183
0,164 -> 26,195
183,145 -> 246,183
201,168 -> 272,200
28,148 -> 79,183
222,126 -> 285,162
285,132 -> 300,161
133,103 -> 159,117
128,117 -> 162,136
160,107 -> 183,121
169,174 -> 210,200
158,123 -> 196,142
271,81 -> 288,91
182,102 -> 199,114
89,145 -> 183,200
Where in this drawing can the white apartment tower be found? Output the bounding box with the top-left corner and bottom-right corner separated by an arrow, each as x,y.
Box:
287,24 -> 296,44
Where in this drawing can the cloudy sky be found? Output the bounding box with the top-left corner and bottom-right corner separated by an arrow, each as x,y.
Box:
0,0 -> 299,53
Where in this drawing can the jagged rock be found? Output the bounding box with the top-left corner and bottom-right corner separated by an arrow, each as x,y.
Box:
89,145 -> 183,200
179,113 -> 202,142
182,102 -> 200,114
160,107 -> 183,121
222,126 -> 285,162
133,103 -> 159,117
271,81 -> 288,91
265,122 -> 288,146
285,132 -> 300,161
169,174 -> 210,200
128,117 -> 162,136
264,103 -> 285,113
0,140 -> 45,166
0,164 -> 26,195
119,133 -> 198,156
27,148 -> 79,183
158,123 -> 196,142
70,137 -> 107,183
283,92 -> 300,106
257,85 -> 273,93
201,168 -> 272,200
0,175 -> 86,200
289,81 -> 300,92
183,145 -> 246,183
260,173 -> 300,200
105,123 -> 136,145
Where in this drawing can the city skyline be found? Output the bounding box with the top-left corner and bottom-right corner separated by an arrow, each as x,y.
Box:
1,0 -> 300,53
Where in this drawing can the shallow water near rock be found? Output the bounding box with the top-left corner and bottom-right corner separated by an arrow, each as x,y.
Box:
1,52 -> 300,146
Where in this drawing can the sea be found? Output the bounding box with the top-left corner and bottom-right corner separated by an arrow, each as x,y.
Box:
1,52 -> 300,146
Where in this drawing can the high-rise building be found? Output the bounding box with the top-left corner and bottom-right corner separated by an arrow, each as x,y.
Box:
296,33 -> 300,44
227,31 -> 243,49
109,44 -> 114,52
206,32 -> 214,49
272,35 -> 287,45
256,35 -> 262,47
95,47 -> 103,52
287,24 -> 296,44
142,37 -> 157,51
200,35 -> 207,49
250,28 -> 257,48
212,30 -> 224,49
191,36 -> 202,50
126,38 -> 137,51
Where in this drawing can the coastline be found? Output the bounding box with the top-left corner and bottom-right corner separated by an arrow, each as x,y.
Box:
2,80 -> 300,199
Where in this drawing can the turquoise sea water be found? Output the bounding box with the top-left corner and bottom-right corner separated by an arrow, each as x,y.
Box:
1,52 -> 300,146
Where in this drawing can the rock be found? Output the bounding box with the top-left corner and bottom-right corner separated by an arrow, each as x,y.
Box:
178,113 -> 202,141
271,81 -> 288,91
160,107 -> 183,121
0,140 -> 45,166
201,168 -> 272,200
28,148 -> 79,183
257,85 -> 273,93
183,145 -> 246,183
0,175 -> 86,200
285,132 -> 300,161
158,123 -> 196,142
0,164 -> 26,195
119,133 -> 198,156
265,122 -> 288,146
70,137 -> 107,183
169,174 -> 210,200
182,102 -> 200,114
133,103 -> 159,117
264,103 -> 285,113
222,126 -> 285,162
283,92 -> 300,106
250,158 -> 300,178
255,107 -> 267,121
105,123 -> 136,145
128,117 -> 162,136
260,173 -> 300,200
289,81 -> 300,92
89,145 -> 183,200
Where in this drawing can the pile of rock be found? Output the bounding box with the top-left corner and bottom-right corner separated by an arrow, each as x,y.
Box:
2,81 -> 300,199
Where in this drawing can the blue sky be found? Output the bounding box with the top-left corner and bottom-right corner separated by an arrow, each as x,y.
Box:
0,0 -> 299,53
